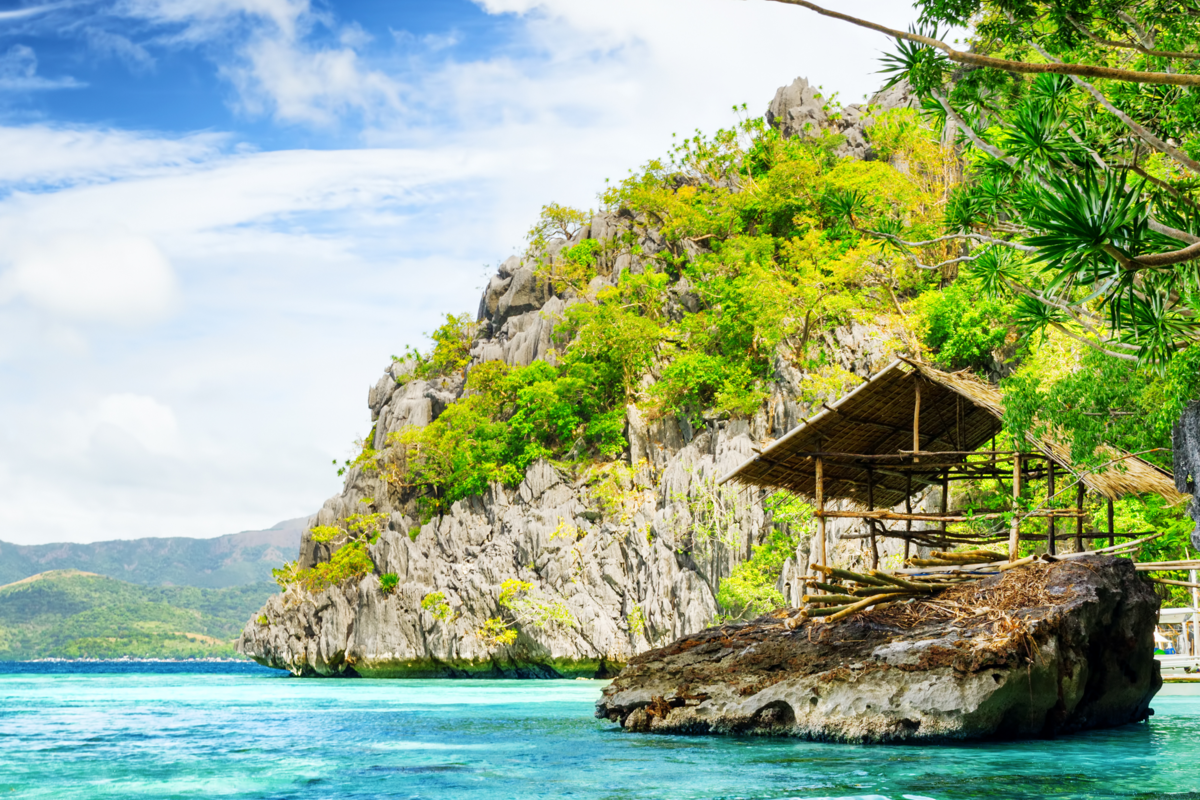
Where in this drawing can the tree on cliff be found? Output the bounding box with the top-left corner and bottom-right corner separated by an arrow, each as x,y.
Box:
772,0 -> 1200,368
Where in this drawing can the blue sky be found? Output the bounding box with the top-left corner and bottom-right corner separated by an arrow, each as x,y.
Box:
0,0 -> 920,544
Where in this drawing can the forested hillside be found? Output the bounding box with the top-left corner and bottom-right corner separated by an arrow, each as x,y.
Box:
0,571 -> 271,660
0,520 -> 304,588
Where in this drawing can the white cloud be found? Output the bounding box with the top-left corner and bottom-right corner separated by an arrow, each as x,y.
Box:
0,125 -> 224,186
83,27 -> 156,72
227,35 -> 402,125
0,44 -> 83,91
93,393 -> 182,455
118,0 -> 311,39
0,231 -> 178,324
0,2 -> 67,23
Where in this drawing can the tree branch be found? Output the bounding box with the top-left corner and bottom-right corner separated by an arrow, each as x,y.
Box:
1026,41 -> 1200,175
1066,14 -> 1200,60
931,91 -> 1016,165
764,0 -> 1200,87
1134,240 -> 1200,268
859,227 -> 1037,252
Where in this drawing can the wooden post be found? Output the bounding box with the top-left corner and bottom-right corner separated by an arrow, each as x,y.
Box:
940,470 -> 949,536
912,379 -> 922,462
1047,462 -> 1056,556
1107,497 -> 1115,547
816,455 -> 826,569
1075,482 -> 1085,553
1008,454 -> 1022,561
905,471 -> 913,560
867,468 -> 879,569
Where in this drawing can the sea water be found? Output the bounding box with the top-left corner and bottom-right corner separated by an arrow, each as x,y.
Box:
1,662 -> 1198,800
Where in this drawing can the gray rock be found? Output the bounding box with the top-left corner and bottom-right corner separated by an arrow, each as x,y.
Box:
766,76 -> 916,160
595,556 -> 1161,741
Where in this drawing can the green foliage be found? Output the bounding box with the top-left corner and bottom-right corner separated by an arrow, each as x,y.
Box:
278,541 -> 374,595
379,573 -> 399,595
716,496 -> 813,620
0,570 -> 274,660
627,603 -> 647,639
275,509 -> 389,593
862,1 -> 1200,366
473,579 -> 574,650
918,279 -> 1015,370
497,578 -> 575,628
393,313 -> 478,382
526,202 -> 591,256
396,359 -> 629,517
540,237 -> 603,293
421,591 -> 454,620
477,617 -> 517,647
1003,344 -> 1200,470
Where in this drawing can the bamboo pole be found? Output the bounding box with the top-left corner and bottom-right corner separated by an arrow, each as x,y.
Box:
1107,498 -> 1115,547
913,378 -> 921,463
820,509 -> 1087,521
1047,461 -> 1056,556
1009,454 -> 1022,561
940,470 -> 949,536
905,471 -> 912,560
1075,483 -> 1085,553
867,468 -> 878,569
816,454 -> 826,569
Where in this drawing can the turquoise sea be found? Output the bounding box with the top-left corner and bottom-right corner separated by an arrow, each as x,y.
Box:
1,663 -> 1198,800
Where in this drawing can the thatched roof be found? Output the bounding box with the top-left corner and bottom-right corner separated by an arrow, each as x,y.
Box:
719,358 -> 1185,507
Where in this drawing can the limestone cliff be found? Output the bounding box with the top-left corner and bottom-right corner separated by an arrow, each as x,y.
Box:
237,77 -> 924,677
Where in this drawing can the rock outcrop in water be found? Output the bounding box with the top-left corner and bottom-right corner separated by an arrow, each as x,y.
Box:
237,77 -> 926,678
595,556 -> 1161,741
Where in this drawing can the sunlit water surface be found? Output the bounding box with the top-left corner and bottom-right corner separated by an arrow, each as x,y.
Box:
1,662 -> 1198,799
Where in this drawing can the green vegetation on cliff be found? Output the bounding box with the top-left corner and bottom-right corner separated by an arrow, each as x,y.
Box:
0,571 -> 272,660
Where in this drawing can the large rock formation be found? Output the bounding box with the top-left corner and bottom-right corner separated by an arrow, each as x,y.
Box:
596,556 -> 1161,741
236,77 -> 937,677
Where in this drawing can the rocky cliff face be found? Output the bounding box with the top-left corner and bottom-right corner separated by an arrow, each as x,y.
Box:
596,556 -> 1161,741
237,77 -> 924,678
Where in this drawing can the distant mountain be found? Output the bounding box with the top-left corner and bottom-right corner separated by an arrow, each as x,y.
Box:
0,518 -> 307,589
0,570 -> 277,660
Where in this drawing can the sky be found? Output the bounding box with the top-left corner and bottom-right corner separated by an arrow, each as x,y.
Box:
0,0 -> 924,545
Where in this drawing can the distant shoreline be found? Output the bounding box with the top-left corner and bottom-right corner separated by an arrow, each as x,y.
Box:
8,656 -> 252,664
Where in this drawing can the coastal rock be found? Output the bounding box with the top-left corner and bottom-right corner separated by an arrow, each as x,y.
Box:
596,556 -> 1161,741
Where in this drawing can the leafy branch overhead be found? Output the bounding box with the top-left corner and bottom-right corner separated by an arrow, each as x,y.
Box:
773,0 -> 1200,366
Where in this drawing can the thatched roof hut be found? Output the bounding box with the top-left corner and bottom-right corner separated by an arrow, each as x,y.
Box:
719,358 -> 1184,507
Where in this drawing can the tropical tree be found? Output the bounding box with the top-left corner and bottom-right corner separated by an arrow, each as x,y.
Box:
770,0 -> 1200,367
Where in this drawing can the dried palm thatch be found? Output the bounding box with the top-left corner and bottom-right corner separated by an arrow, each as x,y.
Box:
718,357 -> 1185,506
